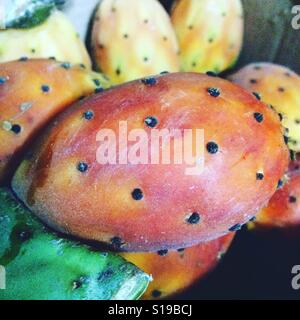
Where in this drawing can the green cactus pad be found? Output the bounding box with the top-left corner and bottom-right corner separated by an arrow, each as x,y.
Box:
0,188 -> 150,300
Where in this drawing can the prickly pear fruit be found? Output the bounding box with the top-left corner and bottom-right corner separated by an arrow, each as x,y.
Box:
229,63 -> 300,151
122,233 -> 235,299
171,0 -> 244,73
12,72 -> 289,252
0,10 -> 91,68
0,188 -> 150,300
91,0 -> 180,84
253,157 -> 300,229
0,59 -> 110,185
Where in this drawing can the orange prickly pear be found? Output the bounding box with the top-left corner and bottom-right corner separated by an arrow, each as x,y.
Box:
0,58 -> 110,184
12,72 -> 288,251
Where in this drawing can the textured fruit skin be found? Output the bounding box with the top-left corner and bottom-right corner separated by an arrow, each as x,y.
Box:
254,158 -> 300,229
0,10 -> 91,68
171,0 -> 244,73
122,233 -> 235,299
229,63 -> 300,151
91,0 -> 180,84
0,59 -> 110,185
12,72 -> 289,252
0,188 -> 150,300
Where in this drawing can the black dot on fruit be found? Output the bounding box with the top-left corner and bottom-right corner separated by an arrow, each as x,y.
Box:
144,116 -> 158,128
229,223 -> 241,232
207,87 -> 220,97
83,110 -> 94,120
157,249 -> 168,256
254,112 -> 264,123
206,71 -> 217,77
252,92 -> 261,100
111,236 -> 124,249
18,230 -> 32,242
72,280 -> 82,290
132,188 -> 143,201
93,79 -> 101,87
186,212 -> 200,224
41,85 -> 50,93
290,150 -> 296,161
11,124 -> 22,134
0,76 -> 7,84
152,290 -> 162,298
141,77 -> 157,86
95,87 -> 104,94
61,62 -> 71,69
256,172 -> 264,180
77,162 -> 88,173
206,142 -> 219,154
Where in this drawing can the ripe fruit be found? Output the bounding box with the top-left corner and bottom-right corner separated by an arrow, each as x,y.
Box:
122,233 -> 235,299
0,59 -> 110,185
12,72 -> 288,251
91,0 -> 180,84
0,10 -> 91,68
229,62 -> 300,151
254,157 -> 300,229
171,0 -> 244,73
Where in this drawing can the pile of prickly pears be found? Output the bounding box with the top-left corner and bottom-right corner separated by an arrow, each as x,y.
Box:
0,0 -> 299,300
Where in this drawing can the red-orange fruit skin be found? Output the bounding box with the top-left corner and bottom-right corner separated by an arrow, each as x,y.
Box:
122,233 -> 235,299
255,158 -> 300,228
12,72 -> 289,252
0,59 -> 110,185
229,62 -> 300,151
